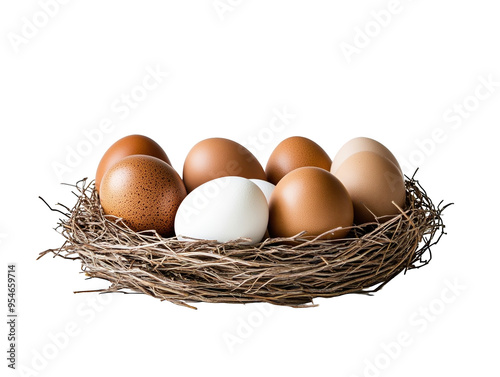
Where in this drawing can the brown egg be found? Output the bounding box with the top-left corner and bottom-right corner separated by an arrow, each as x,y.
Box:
99,155 -> 186,236
334,151 -> 406,224
182,138 -> 266,192
268,167 -> 353,240
331,137 -> 402,174
265,136 -> 332,185
95,134 -> 171,191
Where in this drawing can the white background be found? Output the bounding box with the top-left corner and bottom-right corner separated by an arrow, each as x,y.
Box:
1,1 -> 499,376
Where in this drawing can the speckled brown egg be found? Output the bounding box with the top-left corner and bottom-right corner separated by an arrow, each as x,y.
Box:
334,151 -> 406,224
265,136 -> 332,185
331,137 -> 402,174
95,134 -> 171,192
268,167 -> 353,240
99,155 -> 186,236
182,138 -> 267,192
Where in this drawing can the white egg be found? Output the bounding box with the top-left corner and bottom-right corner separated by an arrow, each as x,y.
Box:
174,176 -> 269,244
250,179 -> 275,203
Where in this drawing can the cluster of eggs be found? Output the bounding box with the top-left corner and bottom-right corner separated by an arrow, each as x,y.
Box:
97,135 -> 406,244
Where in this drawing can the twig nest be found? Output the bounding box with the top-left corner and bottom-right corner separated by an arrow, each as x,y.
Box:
39,173 -> 449,309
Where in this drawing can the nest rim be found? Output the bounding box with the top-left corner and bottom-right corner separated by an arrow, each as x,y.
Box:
39,171 -> 450,309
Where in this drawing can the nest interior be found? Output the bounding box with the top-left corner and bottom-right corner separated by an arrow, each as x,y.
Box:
39,173 -> 449,309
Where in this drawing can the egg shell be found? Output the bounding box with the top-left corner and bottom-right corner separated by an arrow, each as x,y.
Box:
99,155 -> 186,236
182,138 -> 266,192
95,134 -> 171,191
265,136 -> 332,185
174,176 -> 269,244
268,167 -> 353,240
331,137 -> 402,174
334,151 -> 406,224
250,179 -> 275,203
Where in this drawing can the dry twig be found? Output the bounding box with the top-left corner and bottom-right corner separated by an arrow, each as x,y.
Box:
39,173 -> 450,309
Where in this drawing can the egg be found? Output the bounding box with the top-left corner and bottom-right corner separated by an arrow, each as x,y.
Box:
265,136 -> 332,185
182,138 -> 266,192
99,155 -> 186,236
174,176 -> 268,244
250,179 -> 275,203
268,167 -> 353,239
334,151 -> 406,224
331,137 -> 402,174
95,134 -> 171,191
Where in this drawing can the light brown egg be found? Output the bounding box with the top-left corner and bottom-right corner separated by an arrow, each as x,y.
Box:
331,137 -> 402,174
99,155 -> 186,236
268,167 -> 353,240
95,135 -> 171,192
182,138 -> 266,192
334,151 -> 406,224
265,136 -> 332,185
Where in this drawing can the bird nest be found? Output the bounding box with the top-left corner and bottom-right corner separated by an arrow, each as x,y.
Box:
39,172 -> 449,309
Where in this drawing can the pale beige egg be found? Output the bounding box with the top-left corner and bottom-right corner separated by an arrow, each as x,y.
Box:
331,137 -> 402,175
334,151 -> 406,224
